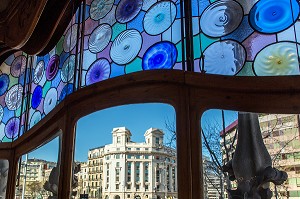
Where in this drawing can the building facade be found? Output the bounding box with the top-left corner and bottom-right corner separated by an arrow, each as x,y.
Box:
76,127 -> 177,199
203,156 -> 223,199
221,114 -> 300,199
15,158 -> 57,199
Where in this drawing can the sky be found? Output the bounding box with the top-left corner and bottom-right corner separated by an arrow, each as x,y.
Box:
27,103 -> 237,162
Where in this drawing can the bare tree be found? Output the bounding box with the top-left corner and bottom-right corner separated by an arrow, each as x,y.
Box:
164,116 -> 176,149
201,114 -> 238,199
264,114 -> 300,199
164,115 -> 233,199
165,113 -> 300,199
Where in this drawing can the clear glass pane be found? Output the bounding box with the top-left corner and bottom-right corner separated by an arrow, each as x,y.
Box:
73,103 -> 178,199
0,159 -> 9,199
201,110 -> 300,198
15,135 -> 61,199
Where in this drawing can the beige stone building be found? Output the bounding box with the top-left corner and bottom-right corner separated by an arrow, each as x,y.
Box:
15,158 -> 57,199
75,127 -> 177,199
203,156 -> 223,199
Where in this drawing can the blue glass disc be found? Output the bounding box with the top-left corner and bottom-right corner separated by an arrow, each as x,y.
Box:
5,117 -> 20,139
44,88 -> 58,115
249,0 -> 300,33
143,1 -> 177,35
0,105 -> 3,122
86,58 -> 111,85
59,84 -> 74,102
29,111 -> 42,129
31,85 -> 43,109
116,0 -> 143,23
201,40 -> 246,75
142,41 -> 178,70
200,0 -> 244,37
0,74 -> 9,96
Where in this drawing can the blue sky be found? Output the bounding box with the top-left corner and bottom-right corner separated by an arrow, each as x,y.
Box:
28,104 -> 237,162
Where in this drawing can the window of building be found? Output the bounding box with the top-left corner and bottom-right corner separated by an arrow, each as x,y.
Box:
117,136 -> 121,143
116,168 -> 120,182
295,152 -> 300,160
116,184 -> 119,190
156,169 -> 160,183
116,154 -> 120,159
136,162 -> 140,182
145,162 -> 149,182
127,162 -> 132,182
156,137 -> 160,145
127,184 -> 131,190
289,191 -> 300,197
107,164 -> 110,183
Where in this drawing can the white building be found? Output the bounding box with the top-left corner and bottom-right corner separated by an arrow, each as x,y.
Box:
76,127 -> 177,199
15,158 -> 57,198
203,156 -> 222,199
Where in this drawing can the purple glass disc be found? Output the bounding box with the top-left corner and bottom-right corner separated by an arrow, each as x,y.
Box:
46,55 -> 60,80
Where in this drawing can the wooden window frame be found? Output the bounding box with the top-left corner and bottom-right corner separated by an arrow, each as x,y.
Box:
0,70 -> 300,198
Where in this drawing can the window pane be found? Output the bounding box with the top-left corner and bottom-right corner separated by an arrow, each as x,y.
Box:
201,110 -> 300,198
73,103 -> 178,199
0,159 -> 9,198
15,135 -> 61,199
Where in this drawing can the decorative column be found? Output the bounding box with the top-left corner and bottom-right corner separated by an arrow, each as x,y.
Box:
168,165 -> 172,192
131,162 -> 135,190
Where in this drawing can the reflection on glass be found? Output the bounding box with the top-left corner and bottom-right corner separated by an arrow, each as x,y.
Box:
73,104 -> 178,199
0,159 -> 9,199
15,136 -> 61,199
201,110 -> 300,198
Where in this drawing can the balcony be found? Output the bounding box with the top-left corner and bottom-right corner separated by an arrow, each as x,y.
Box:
89,170 -> 101,174
88,162 -> 100,166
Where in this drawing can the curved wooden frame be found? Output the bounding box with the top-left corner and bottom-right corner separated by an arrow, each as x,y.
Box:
1,70 -> 300,199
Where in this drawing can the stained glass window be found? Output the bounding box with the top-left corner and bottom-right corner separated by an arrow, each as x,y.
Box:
192,0 -> 300,76
1,0 -> 300,140
0,52 -> 29,141
80,0 -> 184,87
27,5 -> 83,131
